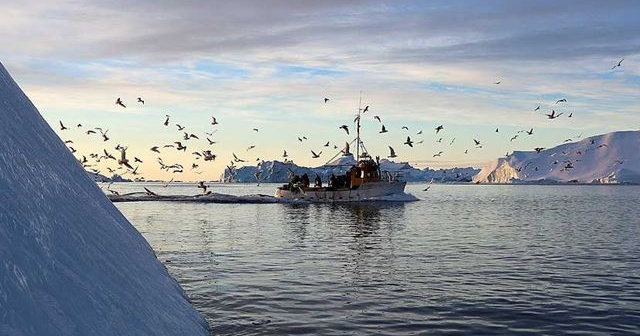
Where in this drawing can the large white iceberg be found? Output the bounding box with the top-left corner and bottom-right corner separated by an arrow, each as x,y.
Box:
473,130 -> 640,184
0,63 -> 208,335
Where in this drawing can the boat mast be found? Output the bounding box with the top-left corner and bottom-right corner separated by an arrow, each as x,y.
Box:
356,91 -> 362,160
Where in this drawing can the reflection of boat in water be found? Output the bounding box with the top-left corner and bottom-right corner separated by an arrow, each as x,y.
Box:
275,99 -> 407,202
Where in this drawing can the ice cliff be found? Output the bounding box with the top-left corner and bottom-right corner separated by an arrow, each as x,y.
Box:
0,63 -> 208,335
473,130 -> 640,184
223,153 -> 479,183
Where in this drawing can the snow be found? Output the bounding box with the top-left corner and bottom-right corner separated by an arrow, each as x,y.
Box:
223,153 -> 479,183
0,63 -> 208,335
473,130 -> 640,184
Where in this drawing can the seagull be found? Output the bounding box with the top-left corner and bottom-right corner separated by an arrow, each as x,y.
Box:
76,123 -> 82,128
134,157 -> 143,163
435,125 -> 444,134
423,178 -> 434,191
402,126 -> 409,130
311,150 -> 322,158
495,128 -> 499,133
150,146 -> 160,153
611,58 -> 624,70
526,128 -> 534,135
99,129 -> 109,142
494,81 -> 501,84
253,128 -> 259,132
232,153 -> 246,162
534,105 -> 541,111
568,112 -> 573,118
546,110 -> 563,119
189,133 -> 199,140
202,150 -> 216,161
379,125 -> 388,133
68,146 -> 77,153
433,151 -> 443,157
144,187 -> 157,196
374,115 -> 381,123
247,145 -> 256,151
116,98 -> 126,108
555,98 -> 567,104
164,114 -> 170,126
362,105 -> 369,113
283,150 -> 288,158
197,181 -> 208,194
473,139 -> 481,146
117,147 -> 133,169
416,130 -> 423,135
387,146 -> 397,158
510,134 -> 519,142
324,97 -> 330,103
534,147 -> 545,153
404,136 -> 414,147
339,125 -> 349,135
137,97 -> 144,104
206,138 -> 216,145
176,124 -> 186,131
450,137 -> 456,145
211,117 -> 218,125
324,141 -> 330,147
174,142 -> 187,151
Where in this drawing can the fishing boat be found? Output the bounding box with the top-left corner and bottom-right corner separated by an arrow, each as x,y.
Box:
274,99 -> 407,202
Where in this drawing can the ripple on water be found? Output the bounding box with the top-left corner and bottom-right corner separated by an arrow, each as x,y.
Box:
114,184 -> 640,335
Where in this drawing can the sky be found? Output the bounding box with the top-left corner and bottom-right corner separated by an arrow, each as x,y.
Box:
1,0 -> 639,181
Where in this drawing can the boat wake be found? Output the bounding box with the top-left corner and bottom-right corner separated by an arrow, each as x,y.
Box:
107,192 -> 420,204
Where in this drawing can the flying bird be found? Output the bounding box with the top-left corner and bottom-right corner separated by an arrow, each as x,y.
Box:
402,126 -> 409,130
473,139 -> 481,146
379,125 -> 388,133
534,147 -> 545,153
211,117 -> 218,125
611,58 -> 624,70
494,81 -> 501,84
555,98 -> 567,104
59,121 -> 67,130
137,97 -> 144,104
311,150 -> 322,158
435,125 -> 444,134
150,146 -> 160,153
324,141 -> 330,147
374,115 -> 381,123
433,151 -> 443,157
115,98 -> 126,108
324,97 -> 330,103
387,146 -> 397,158
546,110 -> 563,119
534,105 -> 541,111
510,134 -> 519,142
362,105 -> 369,113
176,124 -> 186,131
404,136 -> 414,147
164,114 -> 170,126
526,128 -> 534,135
339,125 -> 349,135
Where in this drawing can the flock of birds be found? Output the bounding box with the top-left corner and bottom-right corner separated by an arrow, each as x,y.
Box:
56,58 -> 627,193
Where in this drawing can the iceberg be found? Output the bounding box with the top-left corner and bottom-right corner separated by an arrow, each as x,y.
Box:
0,63 -> 208,335
473,130 -> 640,184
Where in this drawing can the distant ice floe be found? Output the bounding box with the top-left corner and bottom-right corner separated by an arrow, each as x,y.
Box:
108,191 -> 420,203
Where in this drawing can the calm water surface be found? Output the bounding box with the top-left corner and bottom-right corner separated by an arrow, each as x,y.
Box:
111,183 -> 640,335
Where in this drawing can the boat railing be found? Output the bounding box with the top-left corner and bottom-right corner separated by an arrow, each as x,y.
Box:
382,170 -> 404,182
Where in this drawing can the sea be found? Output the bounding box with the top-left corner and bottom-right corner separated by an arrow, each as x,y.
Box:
108,182 -> 640,335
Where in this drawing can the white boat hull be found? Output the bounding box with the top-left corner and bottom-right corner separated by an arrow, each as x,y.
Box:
274,180 -> 407,202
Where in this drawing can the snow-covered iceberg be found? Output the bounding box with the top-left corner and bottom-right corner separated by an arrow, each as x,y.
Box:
0,63 -> 208,335
223,153 -> 479,183
473,130 -> 640,184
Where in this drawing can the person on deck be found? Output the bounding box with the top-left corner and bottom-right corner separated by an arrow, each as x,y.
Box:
301,173 -> 310,187
314,174 -> 322,187
329,173 -> 336,188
